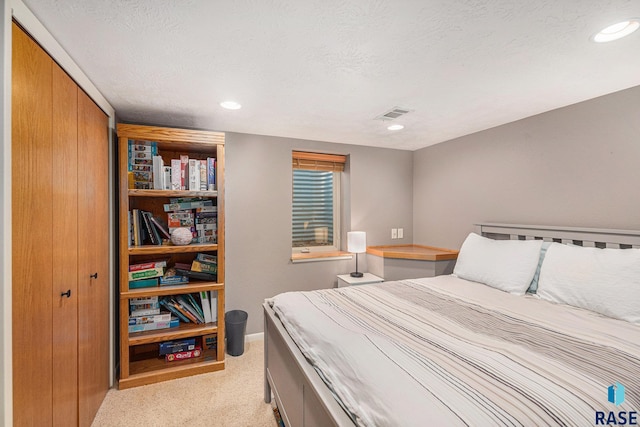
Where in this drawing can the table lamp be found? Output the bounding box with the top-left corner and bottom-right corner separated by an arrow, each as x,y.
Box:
347,231 -> 366,277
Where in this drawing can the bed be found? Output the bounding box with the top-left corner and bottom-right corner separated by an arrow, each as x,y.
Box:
263,224 -> 640,426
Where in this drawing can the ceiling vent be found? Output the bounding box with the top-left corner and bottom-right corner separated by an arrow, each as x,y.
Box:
376,106 -> 413,121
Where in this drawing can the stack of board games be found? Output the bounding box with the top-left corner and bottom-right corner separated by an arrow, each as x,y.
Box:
173,156 -> 216,191
128,296 -> 178,333
164,198 -> 216,242
128,260 -> 166,288
194,206 -> 217,244
173,253 -> 217,282
159,338 -> 201,361
128,140 -> 157,190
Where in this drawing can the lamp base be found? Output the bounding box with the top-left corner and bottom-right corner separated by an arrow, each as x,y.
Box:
350,271 -> 364,278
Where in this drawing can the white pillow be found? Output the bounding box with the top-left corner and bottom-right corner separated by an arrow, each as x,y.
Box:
537,243 -> 640,324
453,233 -> 543,295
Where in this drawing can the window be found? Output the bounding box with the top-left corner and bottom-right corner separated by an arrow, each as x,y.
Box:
292,151 -> 345,253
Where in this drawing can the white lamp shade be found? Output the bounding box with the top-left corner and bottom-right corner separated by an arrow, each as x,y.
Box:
347,231 -> 366,253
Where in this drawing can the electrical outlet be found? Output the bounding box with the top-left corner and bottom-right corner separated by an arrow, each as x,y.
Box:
398,228 -> 404,239
391,228 -> 398,239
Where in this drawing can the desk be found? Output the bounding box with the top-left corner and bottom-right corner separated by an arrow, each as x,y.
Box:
366,244 -> 458,281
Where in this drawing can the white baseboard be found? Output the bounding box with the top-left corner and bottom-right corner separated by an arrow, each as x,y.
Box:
245,332 -> 264,343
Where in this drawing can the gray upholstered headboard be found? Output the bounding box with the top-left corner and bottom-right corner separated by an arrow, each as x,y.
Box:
475,223 -> 640,249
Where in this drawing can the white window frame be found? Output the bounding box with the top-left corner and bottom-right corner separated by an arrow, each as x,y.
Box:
292,171 -> 341,254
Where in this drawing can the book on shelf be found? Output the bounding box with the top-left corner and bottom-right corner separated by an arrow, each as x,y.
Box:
207,157 -> 216,191
128,210 -> 133,247
165,347 -> 201,362
158,293 -> 212,325
167,297 -> 200,323
132,209 -> 141,246
131,209 -> 155,246
152,155 -> 164,190
159,338 -> 196,356
180,155 -> 189,190
149,215 -> 171,240
184,293 -> 205,321
171,159 -> 181,191
163,166 -> 172,190
177,295 -> 205,323
188,158 -> 200,191
199,160 -> 207,191
159,298 -> 190,323
130,210 -> 172,246
141,211 -> 161,245
209,291 -> 218,319
199,291 -> 213,323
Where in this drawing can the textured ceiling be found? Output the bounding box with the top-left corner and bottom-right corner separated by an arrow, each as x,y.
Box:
21,0 -> 640,150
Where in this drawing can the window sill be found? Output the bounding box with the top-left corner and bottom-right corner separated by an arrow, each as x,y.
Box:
291,251 -> 353,264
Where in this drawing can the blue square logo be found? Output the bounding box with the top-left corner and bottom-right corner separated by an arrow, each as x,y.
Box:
608,382 -> 625,406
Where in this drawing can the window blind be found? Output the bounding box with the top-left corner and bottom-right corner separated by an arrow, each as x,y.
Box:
292,151 -> 346,172
292,169 -> 335,247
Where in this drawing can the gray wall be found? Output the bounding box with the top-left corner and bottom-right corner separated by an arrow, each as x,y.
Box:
413,85 -> 640,250
225,132 -> 413,334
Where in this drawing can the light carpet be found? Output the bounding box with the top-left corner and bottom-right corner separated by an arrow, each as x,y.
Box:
91,340 -> 276,427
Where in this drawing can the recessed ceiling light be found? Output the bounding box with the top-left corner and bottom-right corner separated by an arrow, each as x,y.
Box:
592,19 -> 640,42
387,124 -> 404,131
220,101 -> 242,110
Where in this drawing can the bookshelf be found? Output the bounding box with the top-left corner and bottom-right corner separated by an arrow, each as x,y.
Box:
117,123 -> 226,389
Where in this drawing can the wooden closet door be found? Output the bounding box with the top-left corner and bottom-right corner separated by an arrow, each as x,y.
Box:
77,89 -> 110,426
52,62 -> 80,426
11,22 -> 54,426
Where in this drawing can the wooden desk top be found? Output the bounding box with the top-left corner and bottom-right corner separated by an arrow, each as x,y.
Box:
366,244 -> 458,261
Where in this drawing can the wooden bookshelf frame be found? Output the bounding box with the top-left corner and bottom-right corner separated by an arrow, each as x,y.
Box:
117,123 -> 226,389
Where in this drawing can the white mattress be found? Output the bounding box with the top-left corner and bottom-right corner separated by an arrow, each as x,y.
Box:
270,275 -> 640,426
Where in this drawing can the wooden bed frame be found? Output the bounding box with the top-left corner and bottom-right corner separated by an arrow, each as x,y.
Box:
263,223 -> 640,427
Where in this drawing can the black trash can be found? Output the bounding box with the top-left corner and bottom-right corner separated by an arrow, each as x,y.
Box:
225,310 -> 248,356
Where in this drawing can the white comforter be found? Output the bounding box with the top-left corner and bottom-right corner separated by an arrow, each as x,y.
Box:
270,275 -> 640,426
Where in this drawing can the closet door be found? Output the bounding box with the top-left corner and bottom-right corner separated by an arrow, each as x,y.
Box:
11,22 -> 54,426
51,62 -> 80,426
77,89 -> 110,426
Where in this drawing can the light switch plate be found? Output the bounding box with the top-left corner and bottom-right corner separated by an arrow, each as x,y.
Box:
398,228 -> 404,239
391,228 -> 398,239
